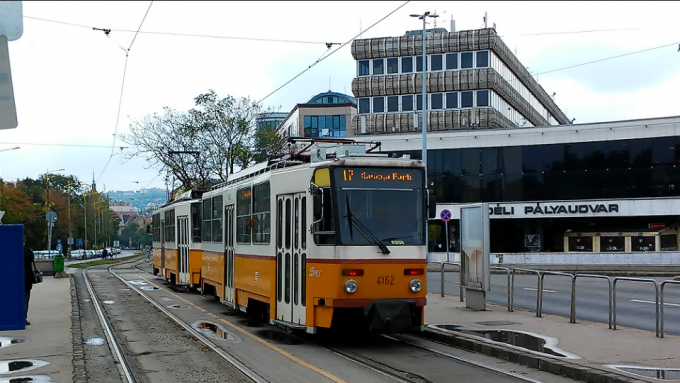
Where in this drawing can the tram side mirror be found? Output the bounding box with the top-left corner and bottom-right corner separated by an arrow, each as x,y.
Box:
312,188 -> 323,221
428,190 -> 437,219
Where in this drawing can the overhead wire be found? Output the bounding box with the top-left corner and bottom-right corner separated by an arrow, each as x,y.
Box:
258,0 -> 410,103
97,1 -> 153,184
501,25 -> 680,38
0,142 -> 129,148
23,15 -> 330,45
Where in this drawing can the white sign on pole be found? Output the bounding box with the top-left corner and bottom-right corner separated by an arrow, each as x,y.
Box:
0,2 -> 23,41
0,36 -> 18,130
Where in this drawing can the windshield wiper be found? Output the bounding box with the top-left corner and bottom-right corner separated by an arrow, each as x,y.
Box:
344,193 -> 391,255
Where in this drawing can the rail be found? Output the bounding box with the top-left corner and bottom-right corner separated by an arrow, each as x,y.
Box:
612,277 -> 660,337
660,280 -> 680,338
440,262 -> 463,301
573,274 -> 613,329
539,271 -> 575,323
511,268 -> 542,316
490,266 -> 512,311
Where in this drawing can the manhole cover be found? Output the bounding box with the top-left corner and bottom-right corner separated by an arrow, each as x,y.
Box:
85,338 -> 105,346
0,337 -> 28,349
475,321 -> 517,326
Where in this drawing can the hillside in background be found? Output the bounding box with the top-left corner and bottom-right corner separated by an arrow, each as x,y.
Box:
106,187 -> 167,214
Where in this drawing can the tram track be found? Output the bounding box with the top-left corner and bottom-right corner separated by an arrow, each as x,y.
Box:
86,256 -> 555,383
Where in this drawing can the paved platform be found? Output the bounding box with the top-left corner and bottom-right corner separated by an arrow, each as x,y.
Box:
0,276 -> 73,382
425,292 -> 680,382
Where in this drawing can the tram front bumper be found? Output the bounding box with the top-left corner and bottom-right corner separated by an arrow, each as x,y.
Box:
363,299 -> 421,334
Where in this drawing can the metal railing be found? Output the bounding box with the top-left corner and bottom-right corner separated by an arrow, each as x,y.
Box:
660,280 -> 680,338
612,277 -> 660,337
511,268 -> 542,316
573,274 -> 613,329
490,266 -> 512,311
539,271 -> 575,323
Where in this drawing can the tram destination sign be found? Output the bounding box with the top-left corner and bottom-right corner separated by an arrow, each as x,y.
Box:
334,167 -> 422,188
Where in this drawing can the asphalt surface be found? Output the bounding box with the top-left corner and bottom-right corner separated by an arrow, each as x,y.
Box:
428,271 -> 680,335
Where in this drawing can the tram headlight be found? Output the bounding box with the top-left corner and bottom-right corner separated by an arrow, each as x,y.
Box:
344,279 -> 358,294
409,279 -> 422,293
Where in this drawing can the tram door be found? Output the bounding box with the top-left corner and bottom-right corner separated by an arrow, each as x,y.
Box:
223,205 -> 235,304
177,216 -> 190,284
276,193 -> 306,325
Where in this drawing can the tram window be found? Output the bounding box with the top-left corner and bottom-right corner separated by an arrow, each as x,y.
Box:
277,253 -> 282,302
600,236 -> 624,252
285,199 -> 292,249
567,236 -> 593,252
152,214 -> 160,242
301,197 -> 307,250
252,182 -> 271,244
301,254 -> 306,307
212,196 -> 223,243
191,203 -> 202,243
237,187 -> 252,244
165,210 -> 175,243
632,236 -> 655,252
294,254 -> 299,305
294,198 -> 299,250
277,199 -> 283,248
314,188 -> 336,245
202,200 -> 212,242
285,254 -> 291,304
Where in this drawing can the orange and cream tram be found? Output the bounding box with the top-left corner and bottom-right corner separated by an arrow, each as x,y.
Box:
152,191 -> 203,287
197,143 -> 431,334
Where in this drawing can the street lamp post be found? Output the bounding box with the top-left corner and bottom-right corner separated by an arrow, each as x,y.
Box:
410,11 -> 438,257
45,168 -> 65,209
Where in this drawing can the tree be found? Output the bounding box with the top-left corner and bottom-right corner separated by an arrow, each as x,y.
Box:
121,90 -> 272,192
253,125 -> 284,163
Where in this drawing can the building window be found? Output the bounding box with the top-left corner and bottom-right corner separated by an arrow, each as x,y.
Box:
476,51 -> 489,68
401,57 -> 413,73
446,92 -> 458,108
568,236 -> 593,252
387,58 -> 399,74
461,91 -> 473,108
416,94 -> 423,111
373,97 -> 384,113
373,59 -> 384,75
236,187 -> 251,244
387,96 -> 399,112
431,93 -> 443,109
632,236 -> 655,252
431,54 -> 443,71
416,55 -> 428,72
359,98 -> 370,114
402,95 -> 414,111
358,60 -> 369,76
252,182 -> 270,244
446,53 -> 458,70
212,195 -> 223,243
202,199 -> 212,242
477,90 -> 489,107
461,52 -> 473,69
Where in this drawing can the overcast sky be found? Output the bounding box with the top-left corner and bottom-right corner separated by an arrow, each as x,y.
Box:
1,1 -> 679,192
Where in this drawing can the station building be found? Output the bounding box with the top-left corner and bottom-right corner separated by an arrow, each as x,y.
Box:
278,91 -> 357,139
348,26 -> 680,263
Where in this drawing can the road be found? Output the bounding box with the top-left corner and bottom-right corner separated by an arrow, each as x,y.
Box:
428,271 -> 680,335
65,249 -> 142,266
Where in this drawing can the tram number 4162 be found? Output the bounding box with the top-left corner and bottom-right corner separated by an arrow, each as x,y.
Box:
377,276 -> 395,285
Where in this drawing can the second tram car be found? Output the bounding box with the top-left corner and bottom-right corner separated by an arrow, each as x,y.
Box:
152,191 -> 203,287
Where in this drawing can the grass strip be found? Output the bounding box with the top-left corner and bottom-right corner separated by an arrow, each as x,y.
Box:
69,254 -> 143,269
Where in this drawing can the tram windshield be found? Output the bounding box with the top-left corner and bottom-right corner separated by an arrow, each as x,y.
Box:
333,167 -> 424,247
